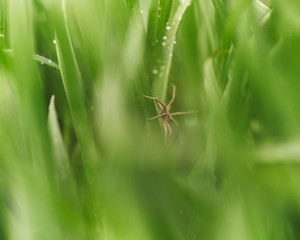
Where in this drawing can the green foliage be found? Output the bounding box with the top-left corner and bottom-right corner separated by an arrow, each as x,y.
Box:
1,0 -> 300,239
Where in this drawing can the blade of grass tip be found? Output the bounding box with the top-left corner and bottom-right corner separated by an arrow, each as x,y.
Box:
51,0 -> 95,164
34,54 -> 60,70
253,0 -> 272,25
0,50 -> 60,70
151,0 -> 192,102
48,95 -> 70,180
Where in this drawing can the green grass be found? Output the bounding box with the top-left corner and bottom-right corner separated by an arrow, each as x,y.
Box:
1,0 -> 300,239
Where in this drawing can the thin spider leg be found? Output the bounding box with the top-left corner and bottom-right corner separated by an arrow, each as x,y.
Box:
170,117 -> 179,126
163,120 -> 168,139
170,111 -> 197,116
143,95 -> 157,100
147,113 -> 168,120
143,95 -> 166,109
156,102 -> 166,112
167,85 -> 176,108
166,122 -> 172,136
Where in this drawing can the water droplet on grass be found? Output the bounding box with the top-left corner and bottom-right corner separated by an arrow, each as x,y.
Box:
166,26 -> 171,30
163,36 -> 167,40
53,40 -> 57,44
152,69 -> 158,75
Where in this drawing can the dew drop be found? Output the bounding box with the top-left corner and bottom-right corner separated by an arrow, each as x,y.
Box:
152,69 -> 158,75
140,8 -> 144,13
166,26 -> 171,30
162,42 -> 166,46
53,40 -> 57,44
163,36 -> 167,40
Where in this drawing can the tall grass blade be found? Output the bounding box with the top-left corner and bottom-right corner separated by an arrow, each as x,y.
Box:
0,0 -> 5,48
52,1 -> 95,163
147,0 -> 191,101
48,95 -> 70,180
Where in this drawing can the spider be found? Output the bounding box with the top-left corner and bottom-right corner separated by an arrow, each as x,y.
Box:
144,85 -> 194,138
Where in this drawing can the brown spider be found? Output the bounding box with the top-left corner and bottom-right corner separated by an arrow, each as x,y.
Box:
144,85 -> 195,138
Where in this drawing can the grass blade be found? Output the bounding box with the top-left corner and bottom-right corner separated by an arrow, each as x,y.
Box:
253,0 -> 272,24
0,0 -> 5,48
48,95 -> 70,180
34,54 -> 60,70
212,0 -> 229,23
147,0 -> 191,101
51,1 -> 95,163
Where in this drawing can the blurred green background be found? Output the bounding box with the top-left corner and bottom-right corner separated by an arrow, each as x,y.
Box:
1,0 -> 300,239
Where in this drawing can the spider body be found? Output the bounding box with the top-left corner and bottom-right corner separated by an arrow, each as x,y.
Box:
162,114 -> 172,122
144,85 -> 194,139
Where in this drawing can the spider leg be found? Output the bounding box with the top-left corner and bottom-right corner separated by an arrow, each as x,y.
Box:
170,116 -> 179,126
166,122 -> 172,136
143,95 -> 166,111
163,120 -> 168,142
167,84 -> 176,109
143,95 -> 157,100
170,111 -> 197,116
147,113 -> 168,120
